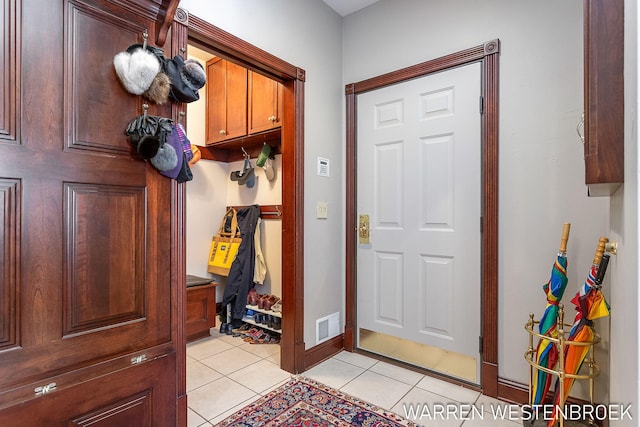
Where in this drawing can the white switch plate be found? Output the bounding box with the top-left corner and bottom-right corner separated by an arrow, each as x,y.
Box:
316,202 -> 328,219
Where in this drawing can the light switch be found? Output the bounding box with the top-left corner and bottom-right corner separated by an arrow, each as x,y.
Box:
316,202 -> 328,219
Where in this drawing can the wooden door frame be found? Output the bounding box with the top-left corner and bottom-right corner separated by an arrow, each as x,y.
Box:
178,10 -> 306,374
344,40 -> 500,396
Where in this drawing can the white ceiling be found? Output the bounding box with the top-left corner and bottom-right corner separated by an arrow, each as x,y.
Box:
322,0 -> 381,17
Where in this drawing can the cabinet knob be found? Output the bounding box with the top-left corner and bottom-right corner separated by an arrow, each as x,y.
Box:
268,116 -> 277,123
219,130 -> 227,135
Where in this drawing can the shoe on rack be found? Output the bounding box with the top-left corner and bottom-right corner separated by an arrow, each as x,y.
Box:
258,294 -> 270,310
247,288 -> 259,305
272,317 -> 281,330
271,300 -> 282,313
264,296 -> 280,311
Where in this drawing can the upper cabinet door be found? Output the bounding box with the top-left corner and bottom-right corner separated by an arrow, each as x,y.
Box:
583,0 -> 624,196
0,0 -> 177,423
206,57 -> 248,144
248,70 -> 282,134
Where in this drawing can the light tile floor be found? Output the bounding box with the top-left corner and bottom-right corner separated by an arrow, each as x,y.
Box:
187,330 -> 521,426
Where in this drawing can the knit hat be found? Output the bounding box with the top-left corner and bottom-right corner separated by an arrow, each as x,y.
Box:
113,47 -> 161,95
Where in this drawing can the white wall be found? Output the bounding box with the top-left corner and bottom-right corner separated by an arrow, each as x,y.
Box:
179,0 -> 345,347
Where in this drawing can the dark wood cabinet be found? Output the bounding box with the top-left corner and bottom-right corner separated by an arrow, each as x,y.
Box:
186,282 -> 218,342
583,0 -> 624,196
0,0 -> 183,424
206,57 -> 248,144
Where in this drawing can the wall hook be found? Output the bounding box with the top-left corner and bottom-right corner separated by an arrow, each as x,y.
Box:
241,146 -> 249,159
142,29 -> 149,49
142,103 -> 149,119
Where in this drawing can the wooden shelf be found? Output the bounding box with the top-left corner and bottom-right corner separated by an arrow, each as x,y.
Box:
246,304 -> 282,318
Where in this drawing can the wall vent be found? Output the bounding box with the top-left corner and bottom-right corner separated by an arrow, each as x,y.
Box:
316,312 -> 340,345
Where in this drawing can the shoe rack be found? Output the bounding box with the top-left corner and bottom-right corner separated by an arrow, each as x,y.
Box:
243,304 -> 281,334
523,304 -> 601,427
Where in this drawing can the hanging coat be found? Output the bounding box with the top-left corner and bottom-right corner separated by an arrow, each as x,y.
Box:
221,204 -> 261,321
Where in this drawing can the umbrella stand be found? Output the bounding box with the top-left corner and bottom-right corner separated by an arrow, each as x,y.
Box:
524,304 -> 601,426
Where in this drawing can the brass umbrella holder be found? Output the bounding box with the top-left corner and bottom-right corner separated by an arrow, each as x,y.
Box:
524,304 -> 601,426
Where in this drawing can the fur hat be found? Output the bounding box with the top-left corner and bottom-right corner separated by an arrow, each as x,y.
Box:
136,134 -> 161,159
144,72 -> 171,104
181,59 -> 206,91
113,47 -> 161,95
166,55 -> 201,103
158,126 -> 184,179
150,140 -> 178,172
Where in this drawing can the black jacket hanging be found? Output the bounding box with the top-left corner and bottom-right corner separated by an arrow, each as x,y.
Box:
221,204 -> 261,321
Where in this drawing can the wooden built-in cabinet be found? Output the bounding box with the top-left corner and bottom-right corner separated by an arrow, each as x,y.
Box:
0,0 -> 185,425
203,58 -> 283,162
583,0 -> 624,196
206,57 -> 248,144
249,70 -> 284,134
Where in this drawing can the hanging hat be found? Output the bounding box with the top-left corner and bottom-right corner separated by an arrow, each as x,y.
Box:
144,72 -> 171,104
263,158 -> 276,181
113,47 -> 161,95
165,55 -> 204,103
176,154 -> 194,183
256,144 -> 271,168
181,59 -> 206,91
156,125 -> 184,178
150,142 -> 178,172
189,144 -> 201,166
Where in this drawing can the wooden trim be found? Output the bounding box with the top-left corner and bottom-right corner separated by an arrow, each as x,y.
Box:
228,205 -> 283,220
186,10 -> 306,374
344,86 -> 357,352
344,40 -> 500,395
304,334 -> 344,371
187,14 -> 299,81
481,40 -> 500,398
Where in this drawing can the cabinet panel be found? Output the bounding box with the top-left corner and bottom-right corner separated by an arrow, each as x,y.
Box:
583,0 -> 624,196
249,70 -> 282,134
0,354 -> 176,426
205,57 -> 247,144
0,0 -> 18,142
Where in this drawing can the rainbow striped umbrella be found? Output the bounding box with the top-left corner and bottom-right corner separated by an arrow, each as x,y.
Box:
548,250 -> 610,426
531,224 -> 570,406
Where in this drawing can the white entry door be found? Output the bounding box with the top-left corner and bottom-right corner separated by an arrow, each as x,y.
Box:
356,62 -> 482,383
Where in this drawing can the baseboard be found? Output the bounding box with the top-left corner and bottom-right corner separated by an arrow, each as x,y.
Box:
304,334 -> 344,370
498,377 -> 608,427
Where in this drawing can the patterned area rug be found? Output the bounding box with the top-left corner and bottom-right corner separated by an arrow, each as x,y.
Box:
218,376 -> 417,426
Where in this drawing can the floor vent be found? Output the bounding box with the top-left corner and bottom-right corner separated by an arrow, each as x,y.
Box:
316,312 -> 340,345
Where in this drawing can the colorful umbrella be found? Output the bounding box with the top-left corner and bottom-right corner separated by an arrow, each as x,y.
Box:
548,239 -> 610,426
531,223 -> 571,406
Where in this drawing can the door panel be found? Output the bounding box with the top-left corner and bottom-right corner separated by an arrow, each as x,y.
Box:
357,62 -> 482,383
0,0 -> 177,421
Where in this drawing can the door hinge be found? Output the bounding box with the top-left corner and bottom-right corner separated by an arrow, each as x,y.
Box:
479,336 -> 484,354
479,95 -> 484,114
480,216 -> 484,233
